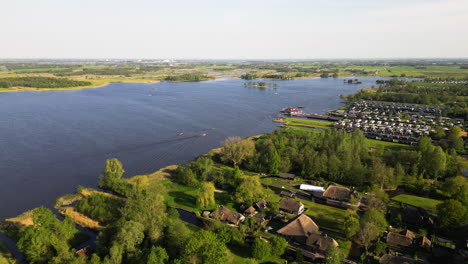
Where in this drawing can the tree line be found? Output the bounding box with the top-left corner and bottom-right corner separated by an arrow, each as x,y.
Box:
0,77 -> 92,88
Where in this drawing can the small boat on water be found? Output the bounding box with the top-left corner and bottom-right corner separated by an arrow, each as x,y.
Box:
178,132 -> 184,136
298,106 -> 304,108
201,133 -> 207,137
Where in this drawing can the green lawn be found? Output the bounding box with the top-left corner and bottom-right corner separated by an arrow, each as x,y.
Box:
300,199 -> 347,233
161,179 -> 237,212
391,194 -> 443,212
280,118 -> 333,129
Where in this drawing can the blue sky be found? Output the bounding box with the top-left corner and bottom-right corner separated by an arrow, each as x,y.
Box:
2,0 -> 467,59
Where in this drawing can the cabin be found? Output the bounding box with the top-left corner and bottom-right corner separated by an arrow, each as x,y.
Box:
386,230 -> 414,248
244,206 -> 257,216
255,199 -> 268,211
306,233 -> 339,258
279,190 -> 296,198
322,185 -> 353,202
209,206 -> 245,225
379,254 -> 424,264
277,214 -> 319,244
279,197 -> 305,215
279,172 -> 296,180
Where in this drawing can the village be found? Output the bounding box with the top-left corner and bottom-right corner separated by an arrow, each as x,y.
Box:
281,101 -> 466,145
196,170 -> 464,264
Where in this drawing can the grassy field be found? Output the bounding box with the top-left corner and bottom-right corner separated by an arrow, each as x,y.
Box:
276,118 -> 333,130
391,194 -> 443,212
161,179 -> 237,212
300,199 -> 347,233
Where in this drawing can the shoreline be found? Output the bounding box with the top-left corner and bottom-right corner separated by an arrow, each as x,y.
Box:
0,75 -> 374,93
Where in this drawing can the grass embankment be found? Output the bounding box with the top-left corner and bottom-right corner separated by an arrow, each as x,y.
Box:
53,188 -> 122,230
275,117 -> 333,130
391,194 -> 443,213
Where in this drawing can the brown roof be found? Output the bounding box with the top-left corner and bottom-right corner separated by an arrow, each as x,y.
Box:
210,206 -> 245,225
279,173 -> 295,179
280,190 -> 296,197
277,214 -> 319,238
404,230 -> 415,239
322,185 -> 351,201
420,236 -> 432,248
379,254 -> 417,264
244,206 -> 257,215
306,233 -> 339,253
386,232 -> 413,247
279,197 -> 303,213
255,199 -> 268,210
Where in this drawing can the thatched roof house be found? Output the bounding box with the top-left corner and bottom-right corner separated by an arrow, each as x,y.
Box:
210,206 -> 245,225
279,197 -> 304,215
255,199 -> 268,211
322,185 -> 353,202
279,173 -> 296,180
277,214 -> 319,244
386,231 -> 414,247
306,233 -> 339,255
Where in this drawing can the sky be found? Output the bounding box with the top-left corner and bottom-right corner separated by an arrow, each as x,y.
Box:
1,0 -> 468,59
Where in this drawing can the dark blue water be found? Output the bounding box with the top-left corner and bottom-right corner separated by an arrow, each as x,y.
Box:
0,77 -> 381,220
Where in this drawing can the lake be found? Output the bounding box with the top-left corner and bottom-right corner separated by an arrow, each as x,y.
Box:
0,77 -> 381,220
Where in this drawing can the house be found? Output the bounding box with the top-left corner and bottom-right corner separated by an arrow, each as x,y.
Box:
279,190 -> 296,198
279,172 -> 296,180
306,233 -> 339,257
419,236 -> 432,250
75,246 -> 92,258
255,199 -> 268,211
322,185 -> 353,202
253,215 -> 266,225
209,206 -> 245,225
277,214 -> 319,244
244,206 -> 257,216
386,231 -> 414,248
279,197 -> 305,215
390,205 -> 434,228
379,254 -> 423,264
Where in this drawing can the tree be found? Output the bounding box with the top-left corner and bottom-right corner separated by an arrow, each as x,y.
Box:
184,230 -> 227,264
365,189 -> 389,213
354,223 -> 380,252
220,137 -> 254,166
325,243 -> 341,264
436,199 -> 467,228
234,176 -> 264,204
374,239 -> 387,256
252,238 -> 271,260
270,236 -> 288,257
114,220 -> 145,253
448,126 -> 463,152
343,210 -> 360,239
441,176 -> 468,196
360,209 -> 388,231
190,156 -> 214,181
175,166 -> 199,187
98,158 -> 125,190
196,182 -> 216,208
146,246 -> 169,264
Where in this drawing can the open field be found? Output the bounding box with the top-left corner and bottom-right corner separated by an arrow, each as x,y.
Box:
300,199 -> 347,233
391,194 -> 443,212
276,117 -> 333,130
